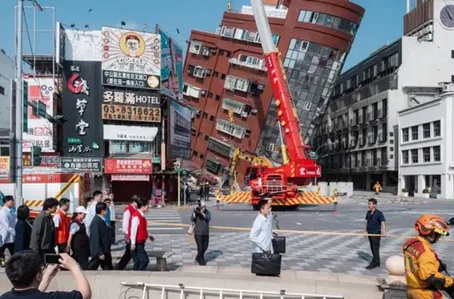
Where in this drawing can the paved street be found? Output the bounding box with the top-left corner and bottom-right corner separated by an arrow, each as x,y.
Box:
112,195 -> 454,276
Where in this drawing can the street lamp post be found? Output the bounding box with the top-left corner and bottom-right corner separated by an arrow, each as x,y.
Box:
15,0 -> 24,204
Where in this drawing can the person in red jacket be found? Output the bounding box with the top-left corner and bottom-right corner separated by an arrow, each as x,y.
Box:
53,198 -> 71,253
130,198 -> 154,271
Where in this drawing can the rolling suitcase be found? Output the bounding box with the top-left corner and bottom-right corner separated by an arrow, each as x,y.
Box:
251,252 -> 282,276
272,236 -> 286,254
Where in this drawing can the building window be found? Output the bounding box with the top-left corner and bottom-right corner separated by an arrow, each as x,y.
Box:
452,75 -> 454,83
452,50 -> 454,59
433,146 -> 441,162
433,120 -> 441,136
402,150 -> 409,164
199,154 -> 205,159
0,85 -> 4,96
411,126 -> 418,140
213,71 -> 219,77
193,151 -> 198,157
423,147 -> 430,162
219,50 -> 225,55
221,74 -> 226,80
210,115 -> 215,121
208,92 -> 213,98
411,149 -> 418,164
423,123 -> 431,138
297,10 -> 358,35
402,128 -> 409,142
216,95 -> 220,101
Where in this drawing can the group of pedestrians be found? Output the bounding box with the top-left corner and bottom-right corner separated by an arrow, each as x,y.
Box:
0,191 -> 118,271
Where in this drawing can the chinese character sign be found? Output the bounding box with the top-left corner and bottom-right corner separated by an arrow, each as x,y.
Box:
62,61 -> 103,157
104,158 -> 152,174
102,27 -> 161,90
23,78 -> 55,152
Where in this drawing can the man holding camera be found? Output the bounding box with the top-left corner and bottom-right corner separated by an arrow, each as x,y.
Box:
0,250 -> 91,299
191,201 -> 211,266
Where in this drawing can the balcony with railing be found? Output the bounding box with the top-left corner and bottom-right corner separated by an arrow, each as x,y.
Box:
229,55 -> 267,72
216,119 -> 248,139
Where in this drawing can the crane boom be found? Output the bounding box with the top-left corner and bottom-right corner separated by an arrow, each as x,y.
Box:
250,0 -> 307,162
250,0 -> 321,183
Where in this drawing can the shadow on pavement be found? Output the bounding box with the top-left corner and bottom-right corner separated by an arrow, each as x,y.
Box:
205,250 -> 223,263
357,250 -> 372,262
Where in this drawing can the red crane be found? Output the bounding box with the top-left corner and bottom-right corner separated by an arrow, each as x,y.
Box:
217,0 -> 335,209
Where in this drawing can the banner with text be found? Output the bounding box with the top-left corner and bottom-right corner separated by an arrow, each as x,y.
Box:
23,78 -> 55,152
169,101 -> 191,159
104,158 -> 153,174
158,27 -> 183,99
103,125 -> 159,142
102,26 -> 161,89
62,61 -> 103,157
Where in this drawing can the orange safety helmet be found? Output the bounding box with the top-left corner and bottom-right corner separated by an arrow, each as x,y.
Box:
415,214 -> 450,236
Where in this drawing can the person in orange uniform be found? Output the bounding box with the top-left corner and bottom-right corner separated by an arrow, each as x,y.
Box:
53,198 -> 71,253
403,214 -> 454,299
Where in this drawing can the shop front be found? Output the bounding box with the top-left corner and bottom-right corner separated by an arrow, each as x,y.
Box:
104,158 -> 153,202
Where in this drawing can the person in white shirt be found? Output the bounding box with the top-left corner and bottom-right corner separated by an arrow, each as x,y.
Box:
250,199 -> 274,253
84,191 -> 103,238
0,196 -> 16,265
114,195 -> 139,270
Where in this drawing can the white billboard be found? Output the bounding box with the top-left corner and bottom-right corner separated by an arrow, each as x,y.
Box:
101,26 -> 161,89
23,77 -> 55,152
64,29 -> 102,61
103,124 -> 159,142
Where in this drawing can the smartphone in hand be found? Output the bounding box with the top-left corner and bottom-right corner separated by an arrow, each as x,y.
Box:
44,254 -> 62,264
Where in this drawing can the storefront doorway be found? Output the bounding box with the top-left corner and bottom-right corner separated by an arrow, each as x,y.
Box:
112,181 -> 152,203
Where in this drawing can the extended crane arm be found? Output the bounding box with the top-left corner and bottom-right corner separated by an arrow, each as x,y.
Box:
250,0 -> 307,162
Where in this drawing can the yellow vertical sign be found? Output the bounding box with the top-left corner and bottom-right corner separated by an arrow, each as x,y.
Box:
0,157 -> 10,181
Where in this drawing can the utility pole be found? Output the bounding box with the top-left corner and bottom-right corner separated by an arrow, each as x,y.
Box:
15,0 -> 24,204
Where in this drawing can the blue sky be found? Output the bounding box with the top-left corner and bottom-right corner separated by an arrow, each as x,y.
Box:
0,0 -> 410,70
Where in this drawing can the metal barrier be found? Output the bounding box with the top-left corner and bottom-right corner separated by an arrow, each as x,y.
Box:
120,282 -> 344,299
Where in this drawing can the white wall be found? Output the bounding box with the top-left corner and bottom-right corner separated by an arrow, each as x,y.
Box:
0,50 -> 15,130
398,90 -> 454,199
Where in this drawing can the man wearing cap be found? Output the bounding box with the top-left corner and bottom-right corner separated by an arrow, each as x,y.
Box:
67,206 -> 90,270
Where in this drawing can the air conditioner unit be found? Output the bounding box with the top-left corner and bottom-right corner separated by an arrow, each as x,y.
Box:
201,48 -> 211,57
257,84 -> 265,90
251,108 -> 258,114
200,90 -> 207,96
189,41 -> 202,55
241,111 -> 248,118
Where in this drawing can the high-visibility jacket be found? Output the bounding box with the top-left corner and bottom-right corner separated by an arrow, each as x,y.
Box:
403,236 -> 453,299
55,209 -> 70,245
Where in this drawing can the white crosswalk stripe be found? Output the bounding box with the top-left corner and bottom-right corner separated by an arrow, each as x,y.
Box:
145,209 -> 184,234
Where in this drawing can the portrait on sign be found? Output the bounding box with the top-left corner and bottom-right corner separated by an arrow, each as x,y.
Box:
102,26 -> 161,90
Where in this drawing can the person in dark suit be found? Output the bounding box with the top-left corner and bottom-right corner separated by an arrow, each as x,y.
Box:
88,202 -> 113,270
14,205 -> 32,253
30,198 -> 58,261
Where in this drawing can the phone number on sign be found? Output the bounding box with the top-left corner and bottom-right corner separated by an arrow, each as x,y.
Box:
102,104 -> 161,123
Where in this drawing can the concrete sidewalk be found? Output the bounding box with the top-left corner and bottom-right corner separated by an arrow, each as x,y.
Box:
0,265 -> 384,299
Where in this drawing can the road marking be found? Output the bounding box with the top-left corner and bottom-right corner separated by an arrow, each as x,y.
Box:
148,227 -> 183,231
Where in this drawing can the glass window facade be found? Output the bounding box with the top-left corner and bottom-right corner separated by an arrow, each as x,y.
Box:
257,38 -> 345,158
298,10 -> 359,35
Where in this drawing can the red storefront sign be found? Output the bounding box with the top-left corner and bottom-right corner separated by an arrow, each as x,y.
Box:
104,158 -> 152,174
111,174 -> 150,181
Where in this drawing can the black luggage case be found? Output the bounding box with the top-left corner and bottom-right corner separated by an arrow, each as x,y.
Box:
251,252 -> 282,276
272,236 -> 286,254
